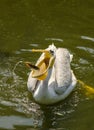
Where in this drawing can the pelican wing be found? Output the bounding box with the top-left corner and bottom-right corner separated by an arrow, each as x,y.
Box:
54,48 -> 72,94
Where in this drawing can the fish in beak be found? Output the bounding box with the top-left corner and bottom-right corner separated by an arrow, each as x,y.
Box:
26,49 -> 55,80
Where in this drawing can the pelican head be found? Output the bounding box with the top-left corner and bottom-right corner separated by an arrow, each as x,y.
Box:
27,44 -> 77,105
26,44 -> 57,80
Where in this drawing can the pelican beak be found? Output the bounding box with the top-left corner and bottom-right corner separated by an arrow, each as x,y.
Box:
32,49 -> 48,53
31,49 -> 54,80
32,49 -> 51,58
25,62 -> 39,70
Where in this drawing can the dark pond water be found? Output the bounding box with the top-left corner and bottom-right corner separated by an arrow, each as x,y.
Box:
0,0 -> 94,130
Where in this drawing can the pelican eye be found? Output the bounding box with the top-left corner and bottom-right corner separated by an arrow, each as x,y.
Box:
50,50 -> 54,55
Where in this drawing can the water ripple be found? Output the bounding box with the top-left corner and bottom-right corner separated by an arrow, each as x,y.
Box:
81,35 -> 94,42
20,49 -> 32,52
77,46 -> 94,54
29,43 -> 39,47
45,38 -> 63,42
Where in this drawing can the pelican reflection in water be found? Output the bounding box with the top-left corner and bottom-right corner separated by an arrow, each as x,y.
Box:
26,44 -> 77,105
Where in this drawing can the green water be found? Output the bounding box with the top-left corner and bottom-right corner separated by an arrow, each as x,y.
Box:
0,0 -> 94,130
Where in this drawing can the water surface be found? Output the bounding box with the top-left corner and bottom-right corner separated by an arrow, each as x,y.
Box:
0,0 -> 94,130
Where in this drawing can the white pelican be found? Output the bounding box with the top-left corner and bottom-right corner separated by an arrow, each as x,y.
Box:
26,44 -> 77,105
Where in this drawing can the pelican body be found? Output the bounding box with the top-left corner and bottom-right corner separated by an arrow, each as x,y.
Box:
27,44 -> 77,105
